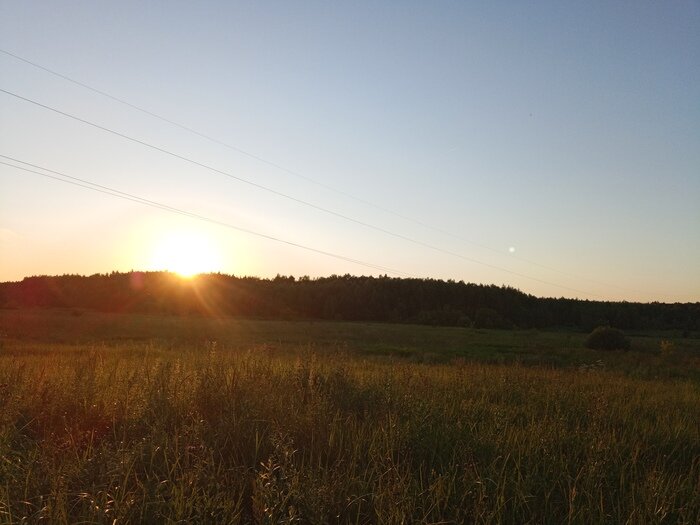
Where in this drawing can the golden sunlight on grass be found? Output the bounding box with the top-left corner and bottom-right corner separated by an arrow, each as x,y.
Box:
149,229 -> 222,277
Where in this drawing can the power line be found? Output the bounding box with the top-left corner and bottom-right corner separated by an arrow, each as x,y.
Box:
0,88 -> 602,297
0,47 -> 641,295
0,158 -> 407,276
0,48 -> 405,210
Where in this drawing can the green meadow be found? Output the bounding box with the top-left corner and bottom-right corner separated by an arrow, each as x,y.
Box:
1,309 -> 699,523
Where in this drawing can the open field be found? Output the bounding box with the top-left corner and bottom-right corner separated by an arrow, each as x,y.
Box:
1,309 -> 700,523
3,309 -> 700,380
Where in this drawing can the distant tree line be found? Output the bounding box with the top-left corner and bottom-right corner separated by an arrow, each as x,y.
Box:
0,272 -> 698,331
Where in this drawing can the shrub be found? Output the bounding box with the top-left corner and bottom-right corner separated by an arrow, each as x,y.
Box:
660,340 -> 674,356
584,326 -> 631,351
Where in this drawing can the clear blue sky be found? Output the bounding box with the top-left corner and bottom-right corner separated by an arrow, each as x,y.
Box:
1,1 -> 698,301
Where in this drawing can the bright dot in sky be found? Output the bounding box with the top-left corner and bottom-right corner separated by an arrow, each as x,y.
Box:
509,246 -> 516,253
150,230 -> 222,277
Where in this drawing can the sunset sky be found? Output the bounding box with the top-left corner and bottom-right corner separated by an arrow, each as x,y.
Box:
1,1 -> 698,302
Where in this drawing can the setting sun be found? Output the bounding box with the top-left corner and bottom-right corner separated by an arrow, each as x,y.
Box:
150,230 -> 222,277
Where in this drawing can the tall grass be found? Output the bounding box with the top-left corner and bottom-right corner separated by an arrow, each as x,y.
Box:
0,338 -> 699,523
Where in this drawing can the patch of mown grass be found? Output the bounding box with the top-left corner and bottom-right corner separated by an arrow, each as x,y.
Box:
2,309 -> 698,373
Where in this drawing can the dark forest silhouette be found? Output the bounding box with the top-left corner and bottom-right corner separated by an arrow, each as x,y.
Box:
1,272 -> 698,331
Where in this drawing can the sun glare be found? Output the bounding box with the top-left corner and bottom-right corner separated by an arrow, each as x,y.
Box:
150,230 -> 222,277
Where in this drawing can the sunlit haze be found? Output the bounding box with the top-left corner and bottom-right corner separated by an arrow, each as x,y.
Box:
149,229 -> 222,278
1,2 -> 698,302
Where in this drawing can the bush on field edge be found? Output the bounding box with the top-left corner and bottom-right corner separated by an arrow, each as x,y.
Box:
584,326 -> 631,351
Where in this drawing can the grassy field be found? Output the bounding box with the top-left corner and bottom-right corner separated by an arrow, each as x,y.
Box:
1,309 -> 699,523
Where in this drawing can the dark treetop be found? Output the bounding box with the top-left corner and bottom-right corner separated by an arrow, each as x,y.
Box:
1,272 -> 698,331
